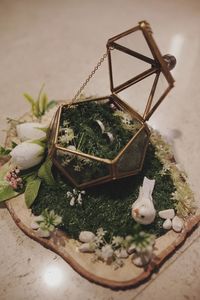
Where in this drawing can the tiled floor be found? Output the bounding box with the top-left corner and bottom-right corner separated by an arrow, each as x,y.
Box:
0,0 -> 200,299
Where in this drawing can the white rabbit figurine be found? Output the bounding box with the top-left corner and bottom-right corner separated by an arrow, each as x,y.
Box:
131,177 -> 156,225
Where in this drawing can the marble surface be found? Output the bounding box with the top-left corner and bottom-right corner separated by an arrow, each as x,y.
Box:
0,0 -> 200,299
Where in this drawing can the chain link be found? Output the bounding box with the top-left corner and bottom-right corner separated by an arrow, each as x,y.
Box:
71,51 -> 109,104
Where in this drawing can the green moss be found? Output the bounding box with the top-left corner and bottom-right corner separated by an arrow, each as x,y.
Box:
56,101 -> 144,184
31,144 -> 176,239
59,101 -> 140,159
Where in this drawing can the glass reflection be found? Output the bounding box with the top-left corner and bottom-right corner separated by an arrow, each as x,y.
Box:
169,34 -> 184,61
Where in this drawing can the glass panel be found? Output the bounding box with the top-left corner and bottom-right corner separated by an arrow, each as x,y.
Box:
116,128 -> 149,174
145,71 -> 170,120
110,49 -> 151,90
55,149 -> 111,185
57,99 -> 141,161
115,29 -> 154,60
117,73 -> 157,118
48,108 -> 59,151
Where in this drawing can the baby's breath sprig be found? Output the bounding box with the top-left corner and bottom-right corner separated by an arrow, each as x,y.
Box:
67,188 -> 86,206
150,130 -> 196,218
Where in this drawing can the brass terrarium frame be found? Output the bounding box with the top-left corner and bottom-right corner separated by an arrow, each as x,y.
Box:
48,20 -> 176,189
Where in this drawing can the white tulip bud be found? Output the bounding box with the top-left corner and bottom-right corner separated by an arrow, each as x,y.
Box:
10,140 -> 45,170
16,122 -> 47,142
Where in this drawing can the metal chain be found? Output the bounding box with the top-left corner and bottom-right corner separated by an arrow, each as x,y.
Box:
71,51 -> 109,104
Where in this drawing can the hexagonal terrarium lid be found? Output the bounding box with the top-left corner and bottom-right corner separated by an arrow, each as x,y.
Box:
106,20 -> 176,121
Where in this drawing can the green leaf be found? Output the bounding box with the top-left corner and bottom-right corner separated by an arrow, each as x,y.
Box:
25,178 -> 42,208
0,180 -> 19,202
23,93 -> 39,117
0,145 -> 11,156
35,126 -> 48,134
0,162 -> 11,181
30,139 -> 46,149
21,171 -> 37,183
39,93 -> 48,115
37,84 -> 45,103
38,158 -> 55,185
11,141 -> 18,149
36,84 -> 45,117
23,93 -> 35,105
34,101 -> 40,118
46,100 -> 57,111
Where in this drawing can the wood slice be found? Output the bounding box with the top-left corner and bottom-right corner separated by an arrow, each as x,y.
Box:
4,193 -> 200,289
2,109 -> 200,289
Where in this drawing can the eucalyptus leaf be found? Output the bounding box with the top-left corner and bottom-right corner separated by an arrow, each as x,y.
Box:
38,158 -> 55,185
0,181 -> 19,202
25,178 -> 42,208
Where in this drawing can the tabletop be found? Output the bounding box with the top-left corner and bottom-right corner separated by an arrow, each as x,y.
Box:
0,0 -> 200,299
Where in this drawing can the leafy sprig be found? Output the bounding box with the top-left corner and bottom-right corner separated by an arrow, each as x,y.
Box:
24,85 -> 56,118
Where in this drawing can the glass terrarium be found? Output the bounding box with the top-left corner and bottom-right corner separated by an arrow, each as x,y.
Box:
48,20 -> 176,189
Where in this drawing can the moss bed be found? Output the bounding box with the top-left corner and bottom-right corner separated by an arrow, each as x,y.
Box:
32,144 -> 176,239
59,101 -> 140,159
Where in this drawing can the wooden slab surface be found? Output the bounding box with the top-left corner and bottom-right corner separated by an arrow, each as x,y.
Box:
4,193 -> 200,289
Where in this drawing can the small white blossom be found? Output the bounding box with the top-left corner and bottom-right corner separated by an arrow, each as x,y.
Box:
74,165 -> 81,172
114,110 -> 132,125
70,197 -> 75,206
58,127 -> 75,145
67,191 -> 72,197
96,227 -> 106,238
67,188 -> 86,206
101,244 -> 114,262
112,236 -> 124,247
77,193 -> 82,205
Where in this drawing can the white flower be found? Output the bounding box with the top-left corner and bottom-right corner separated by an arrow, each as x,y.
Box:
112,236 -> 124,247
96,227 -> 106,238
10,140 -> 45,170
113,110 -> 132,124
31,210 -> 62,238
67,188 -> 86,206
16,122 -> 47,142
58,127 -> 75,145
67,191 -> 72,197
70,197 -> 75,206
101,244 -> 114,262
